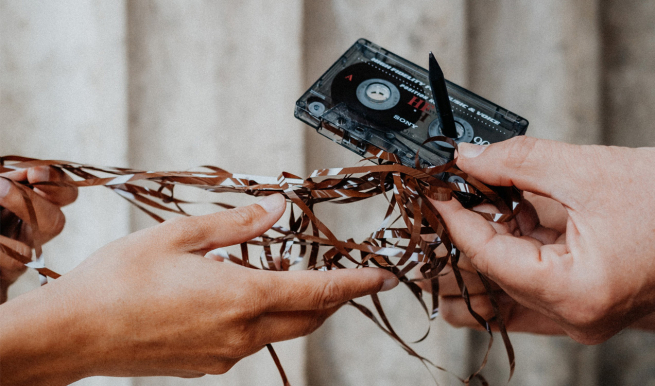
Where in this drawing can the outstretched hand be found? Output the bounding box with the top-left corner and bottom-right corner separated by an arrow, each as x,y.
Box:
0,194 -> 398,385
427,137 -> 655,344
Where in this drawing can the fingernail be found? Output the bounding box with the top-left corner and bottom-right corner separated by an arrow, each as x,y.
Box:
33,167 -> 50,181
380,276 -> 399,292
0,179 -> 10,198
256,194 -> 285,213
458,143 -> 486,158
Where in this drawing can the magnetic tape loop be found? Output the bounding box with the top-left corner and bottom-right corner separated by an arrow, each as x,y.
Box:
0,154 -> 520,384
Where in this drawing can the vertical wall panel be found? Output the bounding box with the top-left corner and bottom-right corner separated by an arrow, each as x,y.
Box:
126,0 -> 305,174
126,1 -> 307,385
469,0 -> 602,145
302,1 -> 472,384
601,0 -> 655,147
0,1 -> 131,386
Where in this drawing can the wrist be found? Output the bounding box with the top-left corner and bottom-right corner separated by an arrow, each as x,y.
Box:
0,281 -> 103,385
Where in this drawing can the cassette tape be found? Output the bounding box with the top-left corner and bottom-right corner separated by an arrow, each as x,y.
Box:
295,38 -> 529,168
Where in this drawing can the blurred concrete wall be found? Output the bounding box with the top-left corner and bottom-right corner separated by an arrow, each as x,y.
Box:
1,0 -> 654,385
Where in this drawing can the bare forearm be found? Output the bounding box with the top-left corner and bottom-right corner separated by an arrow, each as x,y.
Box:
0,286 -> 97,386
0,195 -> 397,382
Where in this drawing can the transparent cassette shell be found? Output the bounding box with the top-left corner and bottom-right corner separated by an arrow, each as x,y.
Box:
295,38 -> 529,168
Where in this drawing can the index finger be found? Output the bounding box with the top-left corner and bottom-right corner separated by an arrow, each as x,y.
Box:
455,137 -> 582,201
433,198 -> 571,310
261,268 -> 398,312
157,194 -> 286,253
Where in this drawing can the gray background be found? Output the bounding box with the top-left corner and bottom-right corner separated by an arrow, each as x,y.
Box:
1,0 -> 654,385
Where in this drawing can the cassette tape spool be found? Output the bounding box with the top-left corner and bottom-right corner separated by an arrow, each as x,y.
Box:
295,38 -> 529,168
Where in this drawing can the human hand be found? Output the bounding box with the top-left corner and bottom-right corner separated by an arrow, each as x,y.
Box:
417,193 -> 567,335
429,137 -> 655,344
0,194 -> 398,385
0,166 -> 78,302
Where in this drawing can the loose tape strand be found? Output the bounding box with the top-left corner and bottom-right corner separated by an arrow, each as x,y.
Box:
0,144 -> 521,384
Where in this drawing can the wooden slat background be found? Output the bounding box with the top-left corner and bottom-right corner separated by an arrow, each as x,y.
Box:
1,1 -> 654,385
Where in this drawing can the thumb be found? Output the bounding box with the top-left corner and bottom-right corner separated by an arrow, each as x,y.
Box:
457,137 -> 580,200
159,194 -> 286,253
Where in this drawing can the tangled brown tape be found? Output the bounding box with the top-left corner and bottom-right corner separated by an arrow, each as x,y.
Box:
0,140 -> 522,385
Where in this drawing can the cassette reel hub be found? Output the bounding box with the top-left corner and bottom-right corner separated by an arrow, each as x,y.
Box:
428,117 -> 474,144
356,78 -> 400,110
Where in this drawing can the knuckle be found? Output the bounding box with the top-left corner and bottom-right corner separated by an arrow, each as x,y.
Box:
462,241 -> 490,275
462,247 -> 483,270
50,210 -> 66,236
162,216 -> 206,248
224,206 -> 260,230
312,279 -> 343,309
225,330 -> 257,359
503,136 -> 538,174
161,217 -> 193,235
234,292 -> 266,320
231,276 -> 268,319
